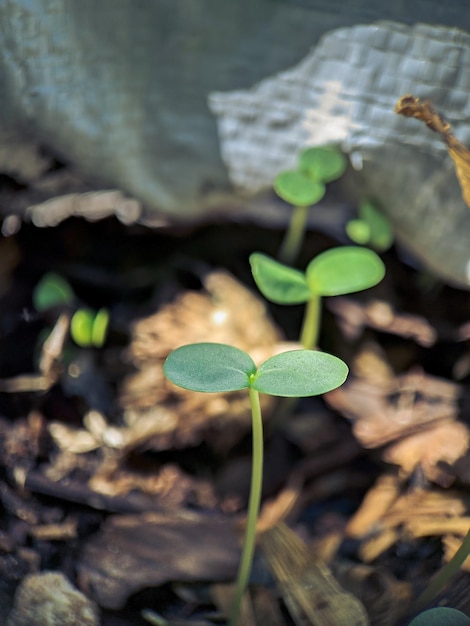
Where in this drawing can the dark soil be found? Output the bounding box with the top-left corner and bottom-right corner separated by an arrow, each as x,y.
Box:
0,207 -> 470,626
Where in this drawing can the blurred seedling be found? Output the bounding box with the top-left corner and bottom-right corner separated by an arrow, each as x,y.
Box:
163,342 -> 348,626
346,199 -> 394,251
408,607 -> 470,626
275,146 -> 347,265
33,272 -> 109,349
250,246 -> 385,350
411,526 -> 470,616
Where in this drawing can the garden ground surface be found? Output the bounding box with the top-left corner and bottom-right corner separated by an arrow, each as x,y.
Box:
1,175 -> 470,625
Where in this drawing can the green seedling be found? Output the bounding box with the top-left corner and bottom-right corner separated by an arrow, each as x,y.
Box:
250,246 -> 385,350
33,272 -> 75,311
33,272 -> 109,348
275,146 -> 347,265
70,307 -> 110,348
163,342 -> 348,626
346,199 -> 394,251
412,527 -> 470,614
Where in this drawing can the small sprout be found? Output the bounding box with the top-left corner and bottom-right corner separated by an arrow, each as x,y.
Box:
250,247 -> 385,349
345,219 -> 371,246
34,272 -> 109,349
274,146 -> 346,265
71,308 -> 109,348
346,200 -> 394,251
33,272 -> 74,311
408,607 -> 470,626
164,342 -> 347,626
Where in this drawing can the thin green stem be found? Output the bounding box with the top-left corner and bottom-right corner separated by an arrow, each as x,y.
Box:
413,527 -> 470,614
299,293 -> 321,350
278,205 -> 309,265
229,387 -> 264,626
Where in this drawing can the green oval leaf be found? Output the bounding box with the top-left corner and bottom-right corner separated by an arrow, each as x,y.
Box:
299,146 -> 347,183
33,273 -> 74,311
306,246 -> 385,297
346,219 -> 371,245
250,253 -> 311,304
163,343 -> 255,393
253,349 -> 348,397
71,308 -> 95,347
91,308 -> 110,348
408,608 -> 470,626
359,200 -> 394,251
274,170 -> 325,207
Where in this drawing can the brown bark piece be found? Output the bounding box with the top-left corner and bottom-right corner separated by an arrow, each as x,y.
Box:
77,511 -> 240,609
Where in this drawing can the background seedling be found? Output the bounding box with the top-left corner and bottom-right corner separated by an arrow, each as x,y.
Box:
275,146 -> 347,265
163,342 -> 348,626
346,199 -> 394,251
412,527 -> 470,614
34,272 -> 109,349
250,246 -> 385,350
408,607 -> 470,626
33,272 -> 75,311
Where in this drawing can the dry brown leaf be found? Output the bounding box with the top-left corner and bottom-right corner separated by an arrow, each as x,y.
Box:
328,360 -> 470,488
327,370 -> 462,451
383,420 -> 470,487
346,474 -> 401,539
328,297 -> 437,347
347,486 -> 470,562
395,94 -> 470,208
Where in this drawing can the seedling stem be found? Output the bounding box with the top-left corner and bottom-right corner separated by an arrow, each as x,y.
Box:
229,386 -> 264,626
299,293 -> 321,350
279,205 -> 309,266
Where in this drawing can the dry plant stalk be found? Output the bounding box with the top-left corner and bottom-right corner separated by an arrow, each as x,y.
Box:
395,94 -> 470,208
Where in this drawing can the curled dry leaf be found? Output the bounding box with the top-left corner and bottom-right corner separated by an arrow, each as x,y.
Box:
383,420 -> 470,487
396,94 -> 470,209
327,367 -> 470,487
328,297 -> 437,347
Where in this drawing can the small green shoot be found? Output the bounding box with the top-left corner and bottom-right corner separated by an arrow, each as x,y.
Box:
33,273 -> 109,348
413,527 -> 470,614
33,272 -> 75,311
71,307 -> 110,348
346,200 -> 394,251
250,247 -> 385,349
275,146 -> 347,265
163,342 -> 348,626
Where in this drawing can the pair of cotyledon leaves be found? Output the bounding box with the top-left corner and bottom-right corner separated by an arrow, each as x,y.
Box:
33,272 -> 109,348
249,246 -> 386,305
164,343 -> 348,398
274,146 -> 347,207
